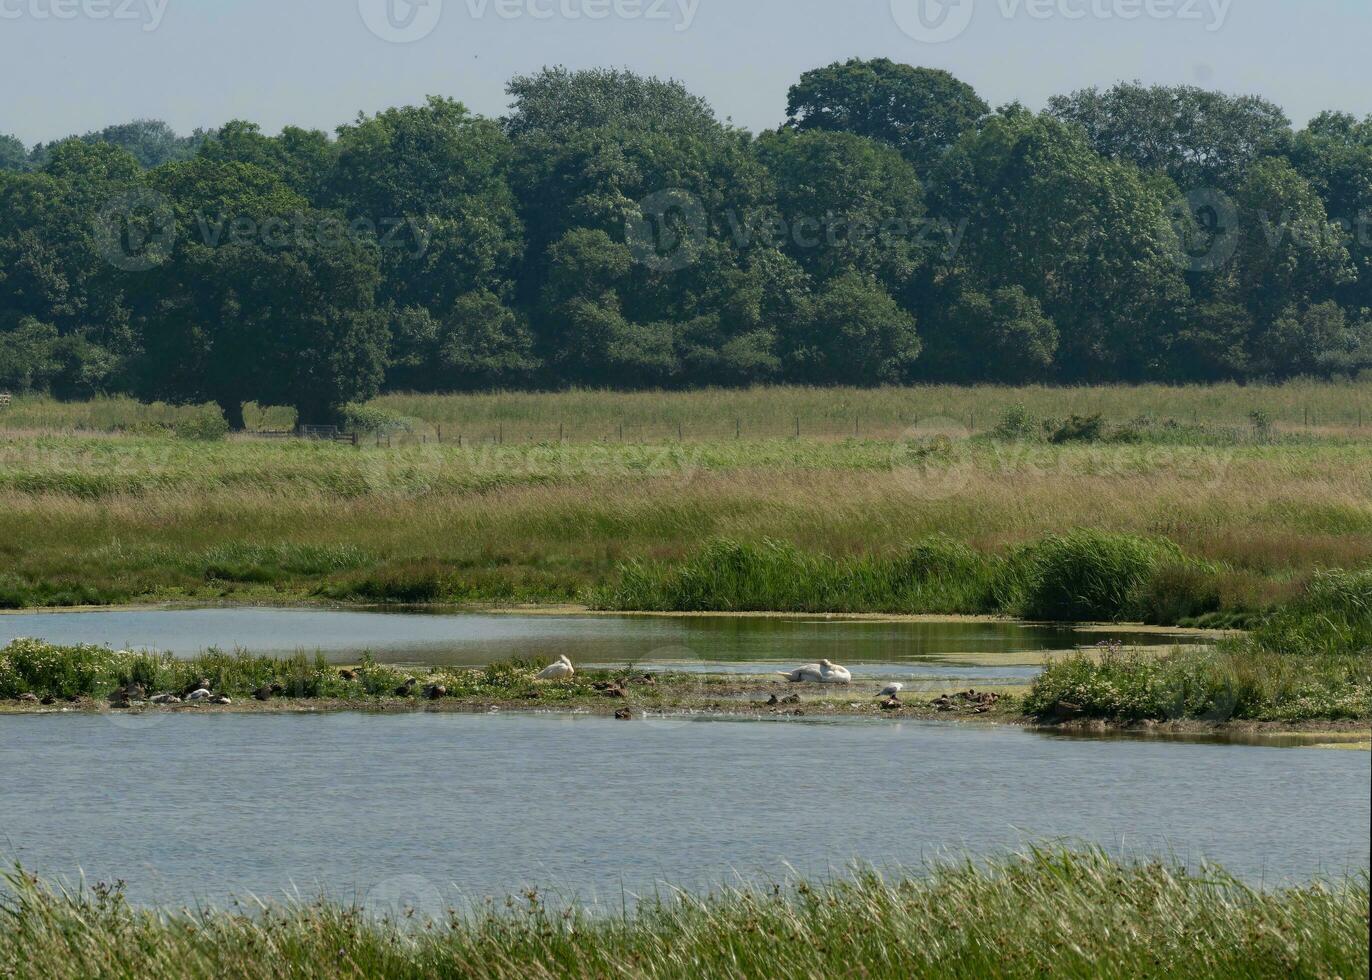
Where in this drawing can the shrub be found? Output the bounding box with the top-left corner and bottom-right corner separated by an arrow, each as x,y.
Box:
1048,413 -> 1105,444
341,403 -> 417,435
1016,530 -> 1182,622
1131,561 -> 1224,626
173,410 -> 229,441
992,404 -> 1039,440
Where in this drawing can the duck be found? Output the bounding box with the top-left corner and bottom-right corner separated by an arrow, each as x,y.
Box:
394,678 -> 418,698
536,656 -> 575,681
818,660 -> 852,685
876,682 -> 905,700
776,663 -> 824,683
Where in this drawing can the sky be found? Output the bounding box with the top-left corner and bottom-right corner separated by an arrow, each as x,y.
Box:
1,0 -> 1368,145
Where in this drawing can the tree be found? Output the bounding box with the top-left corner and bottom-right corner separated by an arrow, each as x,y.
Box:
1286,113 -> 1372,315
1047,83 -> 1291,191
1232,157 -> 1352,327
920,285 -> 1058,382
786,59 -> 987,174
198,121 -> 336,201
435,290 -> 538,389
755,129 -> 928,291
782,271 -> 920,385
0,133 -> 28,172
1256,301 -> 1372,378
136,158 -> 387,427
929,110 -> 1190,380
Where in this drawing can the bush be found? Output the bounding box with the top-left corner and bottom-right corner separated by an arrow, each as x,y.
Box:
992,404 -> 1040,440
1015,530 -> 1182,622
173,410 -> 229,441
341,403 -> 417,435
1048,413 -> 1105,444
1132,561 -> 1224,625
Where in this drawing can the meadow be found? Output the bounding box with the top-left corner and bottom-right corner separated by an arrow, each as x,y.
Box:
0,382 -> 1369,612
1,850 -> 1365,980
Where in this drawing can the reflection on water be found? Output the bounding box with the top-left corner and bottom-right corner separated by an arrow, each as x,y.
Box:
0,712 -> 1365,910
0,607 -> 1204,680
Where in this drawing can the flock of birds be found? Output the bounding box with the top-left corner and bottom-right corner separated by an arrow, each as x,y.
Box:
537,654 -> 906,701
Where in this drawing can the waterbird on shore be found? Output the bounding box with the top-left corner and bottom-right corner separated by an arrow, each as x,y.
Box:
818,660 -> 852,685
536,655 -> 575,681
877,682 -> 905,700
187,688 -> 212,702
776,663 -> 824,683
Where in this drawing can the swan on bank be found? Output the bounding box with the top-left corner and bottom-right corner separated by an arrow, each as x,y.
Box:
776,663 -> 824,683
536,655 -> 575,681
777,659 -> 852,684
818,659 -> 852,685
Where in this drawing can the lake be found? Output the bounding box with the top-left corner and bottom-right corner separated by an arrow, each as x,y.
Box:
0,712 -> 1366,912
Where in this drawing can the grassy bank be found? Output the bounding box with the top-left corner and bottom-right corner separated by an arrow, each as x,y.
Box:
3,381 -> 1370,438
1,850 -> 1365,979
1025,570 -> 1372,723
1,415 -> 1369,612
595,530 -> 1264,626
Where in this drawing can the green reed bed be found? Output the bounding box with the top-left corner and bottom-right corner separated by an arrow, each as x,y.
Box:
1025,570 -> 1372,722
1,849 -> 1365,980
0,640 -> 626,706
595,530 -> 1263,626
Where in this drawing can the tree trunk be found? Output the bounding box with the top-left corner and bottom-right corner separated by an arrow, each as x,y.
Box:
217,398 -> 246,431
294,401 -> 341,430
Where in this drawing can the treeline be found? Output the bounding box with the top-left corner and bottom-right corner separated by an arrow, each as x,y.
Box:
1,61 -> 1370,425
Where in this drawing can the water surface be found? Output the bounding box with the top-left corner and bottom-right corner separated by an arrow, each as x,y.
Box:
0,607 -> 1203,683
0,712 -> 1364,910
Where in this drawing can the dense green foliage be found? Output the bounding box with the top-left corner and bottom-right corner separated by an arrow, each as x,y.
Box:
598,531 -> 1237,624
1025,570 -> 1372,722
3,65 -> 1370,424
1,851 -> 1366,979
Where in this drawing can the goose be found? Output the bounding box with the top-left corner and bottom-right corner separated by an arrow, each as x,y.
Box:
818,660 -> 852,685
536,655 -> 575,681
876,682 -> 905,700
776,663 -> 824,683
186,688 -> 212,702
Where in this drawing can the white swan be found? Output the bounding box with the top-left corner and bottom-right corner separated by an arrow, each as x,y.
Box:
818,659 -> 852,685
877,682 -> 904,699
536,655 -> 575,681
776,663 -> 824,683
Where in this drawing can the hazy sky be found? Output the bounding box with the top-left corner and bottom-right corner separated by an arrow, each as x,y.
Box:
2,0 -> 1368,145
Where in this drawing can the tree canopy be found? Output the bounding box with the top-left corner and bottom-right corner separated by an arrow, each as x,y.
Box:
1,61 -> 1368,424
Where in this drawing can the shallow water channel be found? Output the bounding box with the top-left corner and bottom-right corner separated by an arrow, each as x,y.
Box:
0,606 -> 1203,684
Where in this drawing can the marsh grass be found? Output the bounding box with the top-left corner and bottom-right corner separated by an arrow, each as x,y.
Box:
0,403 -> 1369,612
596,531 -> 1259,625
1025,570 -> 1372,722
0,850 -> 1365,979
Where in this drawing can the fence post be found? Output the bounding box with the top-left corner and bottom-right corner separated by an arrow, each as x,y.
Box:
736,418 -> 741,440
795,417 -> 800,439
678,421 -> 684,442
559,422 -> 564,443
